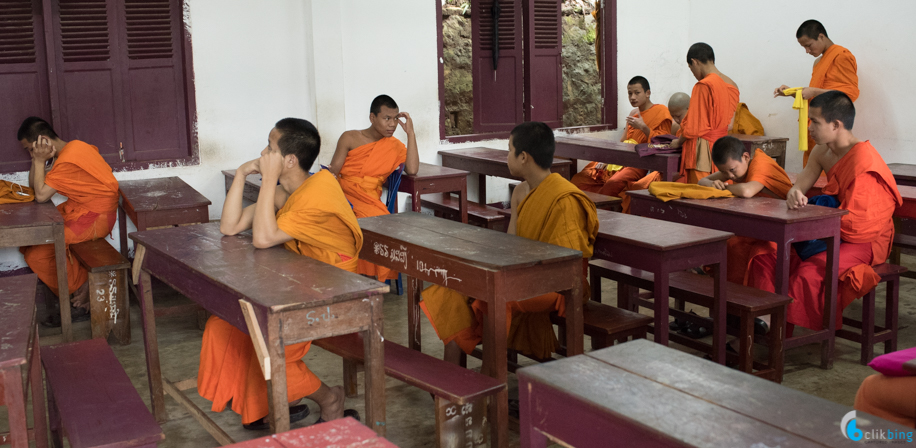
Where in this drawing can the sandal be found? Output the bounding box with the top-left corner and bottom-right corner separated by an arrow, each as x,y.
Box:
678,311 -> 710,339
726,315 -> 770,336
243,404 -> 310,431
41,306 -> 90,328
315,408 -> 360,424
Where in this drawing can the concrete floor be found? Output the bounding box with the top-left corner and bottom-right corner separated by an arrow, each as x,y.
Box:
3,254 -> 916,447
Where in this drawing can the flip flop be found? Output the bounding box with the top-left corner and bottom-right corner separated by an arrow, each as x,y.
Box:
243,404 -> 310,431
315,408 -> 360,424
678,311 -> 709,339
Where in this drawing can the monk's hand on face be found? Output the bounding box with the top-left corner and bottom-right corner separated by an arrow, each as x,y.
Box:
773,85 -> 791,98
786,189 -> 808,210
31,136 -> 55,163
259,150 -> 284,183
396,112 -> 415,135
238,158 -> 261,177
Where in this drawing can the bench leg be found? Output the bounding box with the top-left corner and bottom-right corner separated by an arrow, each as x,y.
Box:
112,269 -> 131,345
770,308 -> 786,383
45,380 -> 63,448
591,334 -> 608,350
30,324 -> 49,448
885,277 -> 899,355
738,313 -> 753,374
88,272 -> 111,341
860,289 -> 876,365
343,358 -> 360,398
589,268 -> 601,303
435,396 -> 488,448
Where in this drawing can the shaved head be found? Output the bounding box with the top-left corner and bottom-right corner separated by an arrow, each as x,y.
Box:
668,92 -> 690,111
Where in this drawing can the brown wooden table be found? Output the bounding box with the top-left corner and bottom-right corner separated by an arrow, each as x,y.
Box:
888,163 -> 916,187
627,190 -> 848,369
438,147 -> 571,203
129,223 -> 389,442
733,134 -> 790,168
222,170 -> 263,203
0,202 -> 71,341
553,134 -> 681,182
519,339 -> 908,448
399,162 -> 469,223
118,176 -> 211,259
592,209 -> 733,362
0,274 -> 48,448
357,212 -> 582,448
224,417 -> 397,447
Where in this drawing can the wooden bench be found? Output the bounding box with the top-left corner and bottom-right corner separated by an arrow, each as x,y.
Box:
552,301 -> 652,351
589,259 -> 791,382
837,263 -> 907,365
42,338 -> 163,448
71,238 -> 132,345
316,334 -> 504,448
421,194 -> 508,231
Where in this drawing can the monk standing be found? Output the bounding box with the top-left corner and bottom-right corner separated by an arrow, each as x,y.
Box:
670,43 -> 740,183
774,20 -> 858,167
421,122 -> 598,366
330,95 -> 419,281
747,92 -> 900,333
207,118 -> 361,429
16,117 -> 119,327
570,76 -> 672,195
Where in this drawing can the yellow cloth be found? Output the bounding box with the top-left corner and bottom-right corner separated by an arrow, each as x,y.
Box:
648,181 -> 734,201
783,87 -> 808,152
0,181 -> 33,204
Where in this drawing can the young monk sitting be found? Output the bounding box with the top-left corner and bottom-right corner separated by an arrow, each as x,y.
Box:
16,117 -> 119,327
206,118 -> 361,430
421,121 -> 599,367
571,76 -> 672,195
330,94 -> 419,282
669,43 -> 740,183
747,91 -> 901,335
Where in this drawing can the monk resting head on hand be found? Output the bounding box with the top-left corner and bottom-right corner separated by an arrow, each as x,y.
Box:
698,136 -> 791,199
668,92 -> 690,127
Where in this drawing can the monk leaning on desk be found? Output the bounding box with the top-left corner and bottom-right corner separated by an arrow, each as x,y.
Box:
421,122 -> 599,366
669,43 -> 740,184
774,19 -> 858,168
206,118 -> 360,430
16,117 -> 119,327
747,92 -> 900,335
329,94 -> 419,282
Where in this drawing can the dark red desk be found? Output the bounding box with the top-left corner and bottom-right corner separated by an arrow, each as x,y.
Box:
118,176 -> 211,259
627,190 -> 848,368
438,147 -> 571,203
733,134 -> 790,168
592,210 -> 732,363
888,163 -> 916,187
553,134 -> 681,182
399,162 -> 469,223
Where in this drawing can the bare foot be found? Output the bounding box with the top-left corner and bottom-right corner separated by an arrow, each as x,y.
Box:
70,282 -> 89,309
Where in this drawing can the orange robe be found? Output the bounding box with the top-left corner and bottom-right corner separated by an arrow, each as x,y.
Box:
337,137 -> 406,281
725,150 -> 793,284
421,173 -> 598,358
747,141 -> 900,330
20,141 -> 118,297
855,374 -> 916,428
198,170 -> 363,424
594,105 -> 673,197
678,73 -> 736,184
803,45 -> 859,166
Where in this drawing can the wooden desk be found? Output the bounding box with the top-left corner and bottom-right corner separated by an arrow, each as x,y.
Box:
130,223 -> 389,441
222,170 -> 263,203
357,212 -> 582,448
399,162 -> 469,223
519,339 -> 907,448
0,274 -> 48,448
0,202 -> 71,341
592,210 -> 732,362
733,134 -> 790,168
888,163 -> 916,187
553,134 -> 681,182
118,176 -> 211,259
627,190 -> 847,368
438,147 -> 571,203
225,417 -> 397,447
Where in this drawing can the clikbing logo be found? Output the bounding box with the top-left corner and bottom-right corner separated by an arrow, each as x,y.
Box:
841,410 -> 914,443
842,410 -> 863,441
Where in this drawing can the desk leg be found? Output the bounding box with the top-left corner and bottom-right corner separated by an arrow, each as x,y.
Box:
711,258 -> 727,365
407,276 -> 422,351
459,185 -> 468,224
138,271 -> 167,422
482,297 -> 508,448
563,285 -> 584,357
52,223 -> 71,342
30,325 -> 48,448
822,234 -> 839,370
3,369 -> 28,448
478,175 -> 487,204
411,188 -> 421,213
518,377 -> 548,448
363,293 -> 387,436
652,268 -> 670,347
266,317 -> 290,434
118,205 -> 128,258
775,239 -> 791,296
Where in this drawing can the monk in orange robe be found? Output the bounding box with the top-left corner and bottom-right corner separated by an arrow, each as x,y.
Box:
774,20 -> 858,167
855,374 -> 916,428
16,117 -> 119,326
571,76 -> 672,195
330,95 -> 419,281
747,92 -> 900,332
421,122 -> 598,364
670,43 -> 739,184
205,118 -> 361,429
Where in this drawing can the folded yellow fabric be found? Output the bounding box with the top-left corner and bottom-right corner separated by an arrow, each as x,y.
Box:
783,87 -> 808,152
648,181 -> 734,201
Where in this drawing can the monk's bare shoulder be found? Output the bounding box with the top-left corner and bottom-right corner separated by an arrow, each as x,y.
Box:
337,130 -> 364,152
720,73 -> 738,90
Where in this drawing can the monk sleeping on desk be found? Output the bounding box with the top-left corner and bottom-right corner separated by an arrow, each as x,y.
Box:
421,121 -> 599,366
208,118 -> 361,430
747,91 -> 900,336
329,94 -> 419,282
16,117 -> 119,327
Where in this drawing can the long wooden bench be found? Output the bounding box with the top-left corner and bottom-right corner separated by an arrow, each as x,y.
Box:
42,338 -> 163,448
71,239 -> 131,345
315,334 -> 504,448
551,301 -> 652,351
837,263 -> 907,364
421,194 -> 509,231
589,259 -> 791,382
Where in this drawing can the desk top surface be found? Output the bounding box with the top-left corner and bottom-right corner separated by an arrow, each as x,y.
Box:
406,162 -> 469,179
595,209 -> 732,251
889,163 -> 916,181
0,274 -> 37,369
130,223 -> 388,312
119,176 -> 212,212
732,134 -> 790,143
627,189 -> 848,224
0,200 -> 61,229
438,146 -> 571,167
554,134 -> 679,157
358,212 -> 581,271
